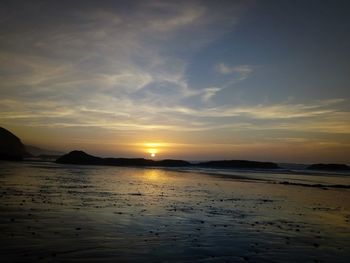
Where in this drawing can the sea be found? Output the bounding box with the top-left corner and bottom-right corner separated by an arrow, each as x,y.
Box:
0,161 -> 349,262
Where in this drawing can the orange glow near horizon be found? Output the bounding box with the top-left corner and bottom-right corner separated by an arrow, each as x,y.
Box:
147,148 -> 158,154
148,149 -> 158,158
144,142 -> 164,158
4,125 -> 350,163
0,1 -> 349,166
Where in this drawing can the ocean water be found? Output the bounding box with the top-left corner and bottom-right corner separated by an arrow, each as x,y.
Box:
0,161 -> 349,262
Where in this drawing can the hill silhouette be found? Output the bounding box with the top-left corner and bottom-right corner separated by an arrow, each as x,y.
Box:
0,127 -> 29,161
56,150 -> 191,167
56,150 -> 281,169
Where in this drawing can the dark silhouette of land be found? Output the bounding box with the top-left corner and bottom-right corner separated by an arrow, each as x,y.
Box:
56,150 -> 281,169
56,150 -> 192,167
307,163 -> 350,171
1,126 -> 349,171
0,127 -> 29,161
0,127 -> 63,162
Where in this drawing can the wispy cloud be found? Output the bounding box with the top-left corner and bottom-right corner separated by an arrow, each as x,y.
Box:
0,1 -> 349,162
1,96 -> 348,134
201,87 -> 222,102
216,63 -> 255,80
0,1 -> 247,104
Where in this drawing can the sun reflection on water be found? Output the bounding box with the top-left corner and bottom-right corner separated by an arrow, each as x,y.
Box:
144,169 -> 162,181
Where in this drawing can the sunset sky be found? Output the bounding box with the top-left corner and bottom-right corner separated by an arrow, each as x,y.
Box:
0,0 -> 349,163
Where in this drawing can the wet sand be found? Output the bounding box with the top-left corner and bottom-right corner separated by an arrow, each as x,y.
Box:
0,161 -> 349,262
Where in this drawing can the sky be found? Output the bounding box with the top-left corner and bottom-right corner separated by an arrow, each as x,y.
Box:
0,0 -> 349,163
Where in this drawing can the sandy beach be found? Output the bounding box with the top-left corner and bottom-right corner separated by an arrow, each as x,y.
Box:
0,161 -> 349,262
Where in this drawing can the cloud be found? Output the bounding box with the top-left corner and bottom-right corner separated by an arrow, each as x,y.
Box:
216,63 -> 255,80
154,98 -> 346,119
201,87 -> 222,102
1,95 -> 348,135
0,1 -> 247,103
0,0 -> 349,162
146,1 -> 206,32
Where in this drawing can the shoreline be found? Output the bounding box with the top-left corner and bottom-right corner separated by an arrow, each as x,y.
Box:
1,161 -> 349,262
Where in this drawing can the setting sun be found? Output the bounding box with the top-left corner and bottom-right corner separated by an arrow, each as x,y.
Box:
147,147 -> 158,158
144,143 -> 164,158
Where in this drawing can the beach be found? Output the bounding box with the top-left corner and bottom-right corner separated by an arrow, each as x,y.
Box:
0,161 -> 349,262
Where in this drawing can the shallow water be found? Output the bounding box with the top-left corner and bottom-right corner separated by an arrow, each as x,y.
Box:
0,161 -> 349,262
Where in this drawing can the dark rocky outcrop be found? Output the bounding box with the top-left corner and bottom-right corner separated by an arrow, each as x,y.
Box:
56,150 -> 191,167
0,127 -> 28,161
103,157 -> 154,166
197,160 -> 280,169
57,150 -> 280,169
56,151 -> 104,165
307,163 -> 350,171
157,159 -> 191,167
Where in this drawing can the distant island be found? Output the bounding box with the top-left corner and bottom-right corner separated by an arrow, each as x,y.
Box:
56,150 -> 281,169
307,163 -> 350,171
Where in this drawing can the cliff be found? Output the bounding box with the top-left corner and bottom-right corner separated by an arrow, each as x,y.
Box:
0,127 -> 28,161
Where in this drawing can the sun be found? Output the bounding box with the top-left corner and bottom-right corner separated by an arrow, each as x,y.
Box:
144,143 -> 163,158
147,148 -> 158,158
